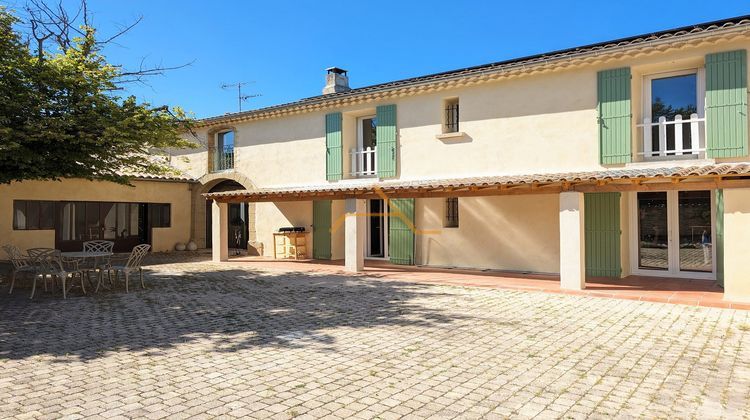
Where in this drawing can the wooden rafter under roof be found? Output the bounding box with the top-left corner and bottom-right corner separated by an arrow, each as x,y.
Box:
204,163 -> 750,203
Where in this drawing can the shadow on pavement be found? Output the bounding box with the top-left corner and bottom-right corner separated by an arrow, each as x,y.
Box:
0,261 -> 469,361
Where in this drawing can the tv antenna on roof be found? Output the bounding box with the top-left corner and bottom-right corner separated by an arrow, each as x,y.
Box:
221,81 -> 261,112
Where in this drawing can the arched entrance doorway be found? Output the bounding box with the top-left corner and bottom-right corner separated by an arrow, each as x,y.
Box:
205,180 -> 250,254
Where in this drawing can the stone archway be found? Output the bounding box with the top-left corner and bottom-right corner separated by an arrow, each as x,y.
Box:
191,172 -> 257,250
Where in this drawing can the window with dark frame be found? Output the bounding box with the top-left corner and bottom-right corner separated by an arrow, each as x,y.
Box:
149,203 -> 171,228
444,197 -> 459,228
13,200 -> 55,230
13,200 -> 171,233
444,98 -> 459,133
58,201 -> 142,241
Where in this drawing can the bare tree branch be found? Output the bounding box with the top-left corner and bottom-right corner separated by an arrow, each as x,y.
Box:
19,0 -> 194,86
96,14 -> 142,45
114,59 -> 196,86
25,0 -> 84,51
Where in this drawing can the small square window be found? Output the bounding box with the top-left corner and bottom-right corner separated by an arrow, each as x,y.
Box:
443,98 -> 459,133
444,197 -> 459,228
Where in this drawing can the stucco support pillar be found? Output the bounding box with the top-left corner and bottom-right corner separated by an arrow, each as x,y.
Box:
344,198 -> 366,273
722,188 -> 750,303
212,200 -> 229,262
559,192 -> 586,290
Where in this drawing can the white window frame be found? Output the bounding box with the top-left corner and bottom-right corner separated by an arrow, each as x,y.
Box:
627,190 -> 716,280
351,115 -> 378,178
640,68 -> 706,160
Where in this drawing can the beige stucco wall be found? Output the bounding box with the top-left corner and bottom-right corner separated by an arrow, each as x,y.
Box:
250,196 -> 559,272
167,38 -> 750,284
254,201 -> 312,258
252,200 -> 346,260
173,39 -> 750,193
169,146 -> 208,180
722,188 -> 750,302
0,179 -> 193,256
415,195 -> 560,274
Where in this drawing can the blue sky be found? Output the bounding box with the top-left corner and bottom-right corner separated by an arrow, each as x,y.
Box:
26,1 -> 750,118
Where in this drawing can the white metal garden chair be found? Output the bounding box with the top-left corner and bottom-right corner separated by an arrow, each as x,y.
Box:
3,244 -> 37,294
30,249 -> 86,299
27,247 -> 78,281
26,247 -> 56,259
81,240 -> 114,287
105,244 -> 150,293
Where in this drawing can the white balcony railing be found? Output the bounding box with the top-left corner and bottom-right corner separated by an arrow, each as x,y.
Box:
350,146 -> 377,177
637,113 -> 706,159
210,145 -> 234,172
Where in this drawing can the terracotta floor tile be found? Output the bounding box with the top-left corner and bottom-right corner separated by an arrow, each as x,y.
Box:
229,257 -> 745,310
640,296 -> 670,303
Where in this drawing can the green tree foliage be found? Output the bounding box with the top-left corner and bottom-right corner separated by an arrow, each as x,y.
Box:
0,6 -> 196,185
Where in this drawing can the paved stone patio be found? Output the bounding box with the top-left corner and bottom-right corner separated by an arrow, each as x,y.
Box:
1,254 -> 749,419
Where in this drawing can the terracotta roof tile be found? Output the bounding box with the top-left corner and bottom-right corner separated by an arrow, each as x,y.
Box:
199,15 -> 750,126
204,163 -> 750,200
123,172 -> 195,182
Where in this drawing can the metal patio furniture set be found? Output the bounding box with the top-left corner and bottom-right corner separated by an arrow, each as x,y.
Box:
2,241 -> 150,299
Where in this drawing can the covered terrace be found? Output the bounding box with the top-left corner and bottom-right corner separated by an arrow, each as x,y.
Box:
204,163 -> 750,303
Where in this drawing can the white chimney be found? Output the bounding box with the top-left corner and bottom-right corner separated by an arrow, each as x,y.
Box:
323,67 -> 350,94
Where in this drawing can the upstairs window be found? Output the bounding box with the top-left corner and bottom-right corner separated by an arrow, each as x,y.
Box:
212,130 -> 235,171
444,197 -> 459,228
217,130 -> 234,150
352,116 -> 378,177
443,98 -> 459,133
640,70 -> 705,159
359,116 -> 378,150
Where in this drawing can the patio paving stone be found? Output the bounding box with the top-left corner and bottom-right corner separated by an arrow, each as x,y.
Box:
0,253 -> 749,418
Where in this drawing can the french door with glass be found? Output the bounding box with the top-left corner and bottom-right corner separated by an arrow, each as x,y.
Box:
630,190 -> 715,279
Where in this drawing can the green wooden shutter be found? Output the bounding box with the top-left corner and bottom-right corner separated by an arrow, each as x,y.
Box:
389,198 -> 414,265
584,192 -> 621,277
706,50 -> 748,158
325,113 -> 343,181
597,68 -> 632,164
376,104 -> 397,178
312,200 -> 332,259
715,190 -> 724,286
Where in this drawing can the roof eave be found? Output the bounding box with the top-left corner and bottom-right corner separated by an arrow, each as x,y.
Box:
195,17 -> 750,129
202,164 -> 750,203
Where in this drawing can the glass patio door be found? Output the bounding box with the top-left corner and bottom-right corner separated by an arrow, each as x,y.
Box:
677,191 -> 712,273
634,190 -> 714,278
637,192 -> 669,270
